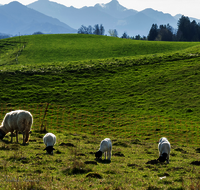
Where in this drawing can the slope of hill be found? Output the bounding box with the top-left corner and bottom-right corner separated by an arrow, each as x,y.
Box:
0,1 -> 77,35
1,34 -> 200,189
8,34 -> 199,65
1,34 -> 200,121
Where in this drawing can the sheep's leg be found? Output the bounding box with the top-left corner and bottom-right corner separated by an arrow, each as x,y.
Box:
22,132 -> 26,144
104,152 -> 107,160
25,131 -> 30,143
107,151 -> 111,160
166,154 -> 170,164
16,131 -> 18,143
11,131 -> 13,143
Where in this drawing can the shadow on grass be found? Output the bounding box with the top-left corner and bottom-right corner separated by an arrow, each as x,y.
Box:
191,161 -> 200,166
0,139 -> 29,147
86,172 -> 102,179
84,161 -> 97,165
95,158 -> 111,164
146,159 -> 159,165
59,142 -> 76,147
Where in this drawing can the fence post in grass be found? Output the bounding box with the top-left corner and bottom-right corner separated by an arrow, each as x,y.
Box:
40,103 -> 49,132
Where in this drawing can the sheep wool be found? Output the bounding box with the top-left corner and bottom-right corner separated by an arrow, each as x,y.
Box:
158,137 -> 171,164
95,138 -> 112,160
43,133 -> 56,155
0,110 -> 33,144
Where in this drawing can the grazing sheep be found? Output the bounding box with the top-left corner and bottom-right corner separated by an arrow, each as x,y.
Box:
95,138 -> 112,160
43,133 -> 56,155
0,110 -> 33,144
158,137 -> 171,164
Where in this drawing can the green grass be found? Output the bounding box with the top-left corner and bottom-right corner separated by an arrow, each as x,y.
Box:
0,129 -> 200,190
1,34 -> 199,68
0,34 -> 200,189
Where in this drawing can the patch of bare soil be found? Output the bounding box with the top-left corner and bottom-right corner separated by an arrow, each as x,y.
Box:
146,159 -> 159,165
59,142 -> 75,147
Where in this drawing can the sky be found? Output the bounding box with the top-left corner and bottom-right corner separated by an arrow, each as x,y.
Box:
1,0 -> 200,19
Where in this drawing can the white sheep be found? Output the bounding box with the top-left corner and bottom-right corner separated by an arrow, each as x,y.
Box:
157,137 -> 171,164
95,138 -> 112,160
0,110 -> 33,144
43,133 -> 56,155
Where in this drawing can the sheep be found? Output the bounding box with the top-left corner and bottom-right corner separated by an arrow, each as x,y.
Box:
95,138 -> 112,160
43,133 -> 56,155
0,110 -> 33,144
157,137 -> 171,164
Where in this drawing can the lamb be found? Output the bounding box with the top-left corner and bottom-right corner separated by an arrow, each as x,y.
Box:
43,133 -> 56,155
157,137 -> 171,164
0,110 -> 33,144
95,138 -> 112,160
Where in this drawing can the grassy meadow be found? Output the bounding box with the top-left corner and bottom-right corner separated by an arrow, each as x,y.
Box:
0,34 -> 200,189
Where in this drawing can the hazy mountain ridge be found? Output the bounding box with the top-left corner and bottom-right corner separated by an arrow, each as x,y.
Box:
94,0 -> 138,19
0,1 -> 77,35
27,0 -> 186,36
27,0 -> 117,31
1,0 -> 200,36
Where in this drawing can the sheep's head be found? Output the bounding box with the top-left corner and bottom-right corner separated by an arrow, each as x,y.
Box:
44,146 -> 55,155
0,129 -> 6,140
158,153 -> 168,162
95,151 -> 102,159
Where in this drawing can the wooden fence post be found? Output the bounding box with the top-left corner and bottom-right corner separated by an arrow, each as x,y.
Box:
41,103 -> 49,132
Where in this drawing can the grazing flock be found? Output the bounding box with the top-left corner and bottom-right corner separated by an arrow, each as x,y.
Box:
0,110 -> 171,163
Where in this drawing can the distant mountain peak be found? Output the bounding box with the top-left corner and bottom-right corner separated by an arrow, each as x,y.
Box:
95,0 -> 127,12
7,1 -> 22,5
109,0 -> 120,4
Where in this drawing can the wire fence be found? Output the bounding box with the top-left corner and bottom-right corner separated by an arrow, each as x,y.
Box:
0,103 -> 200,146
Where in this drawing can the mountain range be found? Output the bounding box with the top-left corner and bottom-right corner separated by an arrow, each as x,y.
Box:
27,0 -> 178,36
1,0 -> 200,36
0,1 -> 76,35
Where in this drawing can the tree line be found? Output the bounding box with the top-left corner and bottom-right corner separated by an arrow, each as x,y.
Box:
148,15 -> 200,41
78,24 -> 147,40
78,15 -> 200,41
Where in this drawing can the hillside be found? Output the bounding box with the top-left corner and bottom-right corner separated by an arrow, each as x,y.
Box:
1,34 -> 200,121
1,34 -> 200,189
11,34 -> 198,65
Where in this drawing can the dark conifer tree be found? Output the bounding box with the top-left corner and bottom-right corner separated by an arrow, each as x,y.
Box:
147,24 -> 158,41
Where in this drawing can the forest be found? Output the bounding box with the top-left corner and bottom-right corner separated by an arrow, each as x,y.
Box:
78,15 -> 200,41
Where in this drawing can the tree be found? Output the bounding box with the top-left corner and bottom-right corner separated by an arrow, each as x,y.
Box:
177,15 -> 191,41
135,34 -> 141,40
148,24 -> 158,41
87,25 -> 93,34
190,20 -> 200,41
78,25 -> 89,34
32,31 -> 43,35
108,29 -> 118,37
176,15 -> 200,41
121,32 -> 129,39
93,24 -> 100,35
78,24 -> 105,35
99,24 -> 105,35
157,24 -> 173,41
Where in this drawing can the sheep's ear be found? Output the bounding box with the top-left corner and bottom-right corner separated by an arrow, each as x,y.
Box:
53,148 -> 55,150
44,147 -> 47,151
